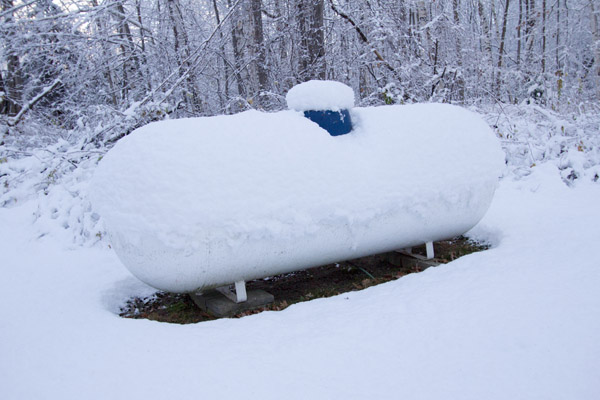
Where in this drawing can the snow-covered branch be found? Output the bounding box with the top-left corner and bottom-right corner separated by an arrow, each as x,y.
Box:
7,79 -> 62,128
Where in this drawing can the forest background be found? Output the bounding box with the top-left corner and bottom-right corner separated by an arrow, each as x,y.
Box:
1,0 -> 598,143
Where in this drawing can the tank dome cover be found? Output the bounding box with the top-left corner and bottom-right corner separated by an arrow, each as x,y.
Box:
303,109 -> 353,136
286,80 -> 355,111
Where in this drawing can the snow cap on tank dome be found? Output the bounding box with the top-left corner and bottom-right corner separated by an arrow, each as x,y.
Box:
286,80 -> 355,112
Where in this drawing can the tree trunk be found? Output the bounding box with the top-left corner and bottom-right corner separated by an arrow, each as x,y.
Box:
590,0 -> 600,98
517,0 -> 522,65
227,0 -> 247,99
135,0 -> 152,93
90,0 -> 119,107
296,0 -> 326,82
212,0 -> 230,111
452,0 -> 465,102
526,0 -> 536,63
496,0 -> 511,97
114,1 -> 142,101
478,0 -> 492,59
541,0 -> 546,74
1,0 -> 22,116
166,0 -> 201,113
555,0 -> 560,69
477,0 -> 493,95
251,0 -> 269,108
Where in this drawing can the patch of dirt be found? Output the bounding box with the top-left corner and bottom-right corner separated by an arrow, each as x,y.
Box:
119,236 -> 488,324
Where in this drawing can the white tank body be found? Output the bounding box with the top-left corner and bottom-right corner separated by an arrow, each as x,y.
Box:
91,97 -> 504,293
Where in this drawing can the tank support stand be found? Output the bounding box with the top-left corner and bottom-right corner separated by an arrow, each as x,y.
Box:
425,241 -> 434,259
401,241 -> 435,260
216,280 -> 248,303
392,241 -> 439,272
191,281 -> 274,317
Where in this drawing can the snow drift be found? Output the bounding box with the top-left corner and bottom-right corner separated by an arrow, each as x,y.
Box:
90,83 -> 503,293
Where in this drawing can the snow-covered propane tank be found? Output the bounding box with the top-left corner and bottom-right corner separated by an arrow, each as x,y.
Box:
91,81 -> 504,293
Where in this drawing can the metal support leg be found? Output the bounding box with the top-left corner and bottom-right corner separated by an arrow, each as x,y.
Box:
425,241 -> 434,260
216,280 -> 248,303
234,280 -> 247,303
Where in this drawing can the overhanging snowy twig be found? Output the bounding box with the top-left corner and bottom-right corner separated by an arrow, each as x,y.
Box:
0,0 -> 38,19
7,79 -> 62,127
328,0 -> 402,82
133,0 -> 243,112
87,0 -> 244,145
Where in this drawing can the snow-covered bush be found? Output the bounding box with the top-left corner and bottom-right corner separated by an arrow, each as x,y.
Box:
476,103 -> 600,185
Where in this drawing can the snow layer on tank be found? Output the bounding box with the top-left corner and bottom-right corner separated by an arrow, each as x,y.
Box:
90,103 -> 504,292
286,80 -> 355,111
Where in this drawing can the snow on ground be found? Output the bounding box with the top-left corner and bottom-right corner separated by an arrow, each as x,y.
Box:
1,160 -> 599,399
1,104 -> 600,399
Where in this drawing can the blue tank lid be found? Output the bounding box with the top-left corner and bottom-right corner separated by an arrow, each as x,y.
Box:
303,109 -> 353,136
286,80 -> 355,137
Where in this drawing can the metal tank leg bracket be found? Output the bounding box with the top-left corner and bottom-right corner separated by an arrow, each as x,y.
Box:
190,281 -> 274,318
425,241 -> 435,259
393,241 -> 440,272
216,280 -> 248,303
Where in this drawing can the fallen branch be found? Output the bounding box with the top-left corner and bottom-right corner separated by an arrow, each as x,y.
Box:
7,79 -> 62,127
